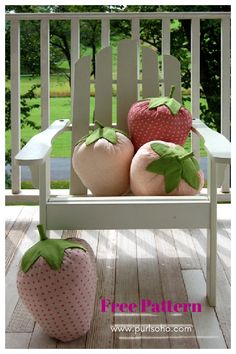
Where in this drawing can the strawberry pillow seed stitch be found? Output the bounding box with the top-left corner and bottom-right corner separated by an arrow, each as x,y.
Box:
17,225 -> 97,342
128,86 -> 192,151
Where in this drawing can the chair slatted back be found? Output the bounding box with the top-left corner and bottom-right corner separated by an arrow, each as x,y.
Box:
70,39 -> 181,195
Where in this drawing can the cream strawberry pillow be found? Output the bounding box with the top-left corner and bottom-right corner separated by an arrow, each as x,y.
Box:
72,121 -> 134,196
130,140 -> 204,196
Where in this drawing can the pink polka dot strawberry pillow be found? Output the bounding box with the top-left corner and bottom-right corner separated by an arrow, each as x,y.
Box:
128,86 -> 192,151
17,225 -> 97,342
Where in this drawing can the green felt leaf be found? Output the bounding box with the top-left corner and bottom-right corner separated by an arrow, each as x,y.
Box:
75,121 -> 128,147
182,158 -> 200,190
147,143 -> 201,193
146,158 -> 168,174
190,157 -> 200,172
148,95 -> 182,115
102,127 -> 118,144
150,143 -> 172,157
165,98 -> 182,115
85,128 -> 103,145
148,97 -> 169,109
21,225 -> 86,272
165,163 -> 182,193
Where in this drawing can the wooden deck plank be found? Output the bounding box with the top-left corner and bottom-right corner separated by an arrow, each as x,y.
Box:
172,229 -> 201,270
28,323 -> 57,348
5,205 -> 23,236
182,269 -> 226,348
190,228 -> 231,348
5,205 -> 231,349
154,229 -> 199,348
114,230 -> 141,348
216,222 -> 231,284
5,207 -> 39,329
136,229 -> 170,348
5,332 -> 32,349
5,206 -> 35,273
6,299 -> 35,333
86,230 -> 116,348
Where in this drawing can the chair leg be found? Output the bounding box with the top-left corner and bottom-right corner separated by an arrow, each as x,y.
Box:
207,156 -> 217,306
39,158 -> 50,236
207,227 -> 217,306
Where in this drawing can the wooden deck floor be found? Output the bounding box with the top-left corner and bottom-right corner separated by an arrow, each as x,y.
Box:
5,204 -> 231,349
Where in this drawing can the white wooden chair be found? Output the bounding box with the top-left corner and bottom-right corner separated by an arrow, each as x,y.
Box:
15,39 -> 231,306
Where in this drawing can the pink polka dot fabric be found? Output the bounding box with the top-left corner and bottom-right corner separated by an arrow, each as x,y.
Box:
128,100 -> 192,151
17,239 -> 97,342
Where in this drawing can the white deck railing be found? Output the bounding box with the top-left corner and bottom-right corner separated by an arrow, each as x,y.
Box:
5,11 -> 231,198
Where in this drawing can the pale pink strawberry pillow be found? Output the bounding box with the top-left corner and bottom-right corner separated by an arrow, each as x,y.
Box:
73,132 -> 134,196
17,239 -> 97,342
130,140 -> 204,196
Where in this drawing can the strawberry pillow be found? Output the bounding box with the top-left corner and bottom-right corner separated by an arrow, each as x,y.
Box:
128,86 -> 192,151
130,140 -> 204,196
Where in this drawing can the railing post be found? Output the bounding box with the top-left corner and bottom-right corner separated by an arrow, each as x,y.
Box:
40,19 -> 50,131
221,17 -> 230,193
71,18 -> 80,102
10,19 -> 21,194
191,17 -> 201,161
131,18 -> 140,41
162,18 -> 170,55
101,18 -> 110,48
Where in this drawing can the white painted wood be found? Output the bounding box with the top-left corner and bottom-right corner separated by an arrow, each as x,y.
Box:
131,18 -> 140,41
190,227 -> 231,347
172,229 -> 201,270
29,323 -> 57,348
101,18 -> 110,48
5,205 -> 23,236
6,299 -> 35,333
136,229 -> 169,348
94,47 -> 112,126
71,18 -> 80,102
191,18 -> 200,120
10,19 -> 21,194
70,56 -> 91,195
46,199 -> 210,230
40,19 -> 50,131
142,46 -> 159,98
5,207 -> 39,328
5,206 -> 35,273
5,333 -> 32,349
182,270 -> 226,348
191,18 -> 201,160
117,39 -> 138,132
221,17 -> 231,193
162,18 -> 170,55
114,230 -> 140,348
192,119 -> 231,161
154,229 -> 198,348
163,55 -> 181,102
6,12 -> 230,21
207,157 -> 217,306
86,230 -> 116,348
39,159 -> 50,231
15,119 -> 70,165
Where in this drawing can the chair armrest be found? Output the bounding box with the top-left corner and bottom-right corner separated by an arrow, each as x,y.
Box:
15,119 -> 70,166
192,119 -> 231,163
